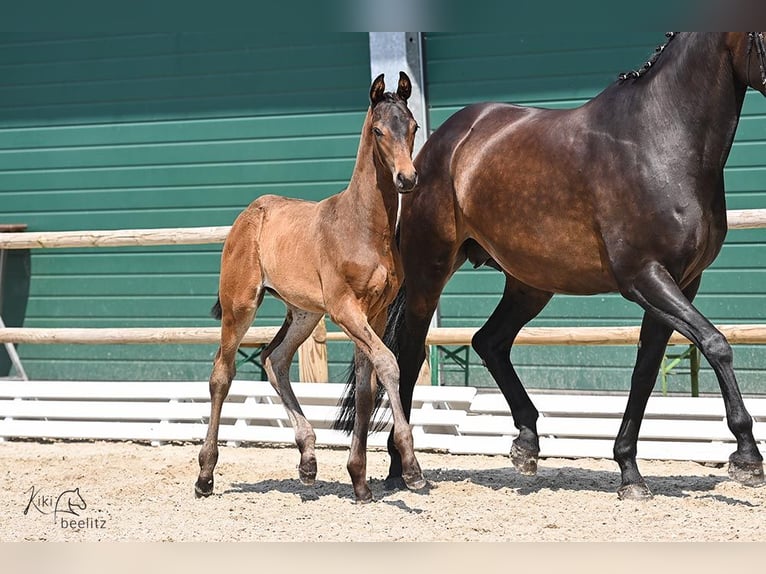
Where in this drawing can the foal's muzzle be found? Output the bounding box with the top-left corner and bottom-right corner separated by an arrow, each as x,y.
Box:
396,171 -> 418,193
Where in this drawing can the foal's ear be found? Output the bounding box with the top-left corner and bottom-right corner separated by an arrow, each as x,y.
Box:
397,71 -> 412,102
370,73 -> 386,105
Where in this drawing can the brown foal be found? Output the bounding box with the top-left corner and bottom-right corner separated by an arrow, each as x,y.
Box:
195,72 -> 425,503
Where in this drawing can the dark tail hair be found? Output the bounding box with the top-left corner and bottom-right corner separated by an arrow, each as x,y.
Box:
332,281 -> 408,434
211,296 -> 222,320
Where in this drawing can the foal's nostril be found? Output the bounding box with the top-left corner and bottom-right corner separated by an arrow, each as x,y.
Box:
396,171 -> 418,191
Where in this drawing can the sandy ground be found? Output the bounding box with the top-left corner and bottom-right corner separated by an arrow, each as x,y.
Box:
1,439 -> 764,542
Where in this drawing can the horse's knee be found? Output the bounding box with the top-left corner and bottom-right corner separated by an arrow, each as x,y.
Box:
701,331 -> 733,367
372,355 -> 399,389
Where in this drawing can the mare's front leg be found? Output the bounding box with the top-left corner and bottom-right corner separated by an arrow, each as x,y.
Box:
612,308 -> 675,499
624,265 -> 764,489
262,308 -> 324,485
471,274 -> 552,475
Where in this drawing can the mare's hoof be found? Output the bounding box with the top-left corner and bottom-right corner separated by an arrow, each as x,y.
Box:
299,458 -> 317,486
510,442 -> 539,476
728,459 -> 765,487
194,478 -> 214,499
383,475 -> 407,491
617,482 -> 653,501
403,472 -> 427,491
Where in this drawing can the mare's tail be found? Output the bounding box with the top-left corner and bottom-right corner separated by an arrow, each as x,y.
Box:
211,296 -> 222,320
332,282 -> 408,433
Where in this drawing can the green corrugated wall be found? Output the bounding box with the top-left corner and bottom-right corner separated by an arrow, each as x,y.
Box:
1,32 -> 764,393
0,32 -> 368,380
424,32 -> 766,394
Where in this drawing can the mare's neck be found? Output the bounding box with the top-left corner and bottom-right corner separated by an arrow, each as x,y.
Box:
344,108 -> 400,238
608,33 -> 747,172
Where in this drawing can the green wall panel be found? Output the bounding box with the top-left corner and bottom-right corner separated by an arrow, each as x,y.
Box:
0,31 -> 370,380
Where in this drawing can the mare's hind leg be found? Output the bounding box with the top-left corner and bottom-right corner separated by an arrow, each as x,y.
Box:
262,308 -> 323,485
196,292 -> 260,498
625,265 -> 764,489
471,274 -> 552,475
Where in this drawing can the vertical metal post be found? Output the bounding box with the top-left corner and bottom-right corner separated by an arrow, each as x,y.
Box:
0,248 -> 28,380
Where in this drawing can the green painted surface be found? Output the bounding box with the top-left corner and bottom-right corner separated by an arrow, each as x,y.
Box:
0,32 -> 368,380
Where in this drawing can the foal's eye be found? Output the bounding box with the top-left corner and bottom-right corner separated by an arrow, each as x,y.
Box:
373,127 -> 383,137
414,124 -> 420,133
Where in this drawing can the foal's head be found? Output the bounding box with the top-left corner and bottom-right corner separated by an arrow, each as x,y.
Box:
369,72 -> 419,193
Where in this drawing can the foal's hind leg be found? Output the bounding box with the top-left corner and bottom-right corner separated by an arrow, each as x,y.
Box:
261,308 -> 323,485
625,265 -> 764,488
196,293 -> 259,497
471,274 -> 552,475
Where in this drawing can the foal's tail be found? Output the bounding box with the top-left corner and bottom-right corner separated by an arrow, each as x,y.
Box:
211,296 -> 222,320
332,282 -> 408,434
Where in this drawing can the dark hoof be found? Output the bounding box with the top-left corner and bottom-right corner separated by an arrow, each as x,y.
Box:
194,477 -> 214,498
299,457 -> 317,486
383,475 -> 407,491
403,472 -> 427,491
510,442 -> 539,476
617,482 -> 653,501
354,488 -> 374,504
728,459 -> 765,487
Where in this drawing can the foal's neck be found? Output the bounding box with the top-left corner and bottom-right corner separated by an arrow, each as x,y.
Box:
345,108 -> 400,239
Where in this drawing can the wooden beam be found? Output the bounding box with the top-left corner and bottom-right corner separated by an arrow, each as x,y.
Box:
0,208 -> 763,250
0,226 -> 230,249
2,324 -> 765,346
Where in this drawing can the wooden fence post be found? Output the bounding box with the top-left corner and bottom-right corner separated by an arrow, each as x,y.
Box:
298,317 -> 328,382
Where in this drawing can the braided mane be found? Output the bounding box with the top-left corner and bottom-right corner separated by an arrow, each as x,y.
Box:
619,32 -> 678,81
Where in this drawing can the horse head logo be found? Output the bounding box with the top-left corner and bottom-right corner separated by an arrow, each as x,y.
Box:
54,488 -> 87,522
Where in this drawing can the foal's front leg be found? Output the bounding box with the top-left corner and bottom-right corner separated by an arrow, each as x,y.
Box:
336,305 -> 425,496
347,347 -> 376,502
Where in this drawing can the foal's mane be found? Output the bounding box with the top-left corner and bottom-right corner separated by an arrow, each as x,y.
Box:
374,91 -> 409,110
618,32 -> 678,81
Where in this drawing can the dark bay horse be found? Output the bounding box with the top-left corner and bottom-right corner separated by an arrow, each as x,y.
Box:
196,72 -> 425,503
337,33 -> 766,499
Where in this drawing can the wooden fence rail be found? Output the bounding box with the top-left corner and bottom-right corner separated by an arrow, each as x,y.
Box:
0,208 -> 764,250
0,208 -> 764,382
1,324 -> 766,346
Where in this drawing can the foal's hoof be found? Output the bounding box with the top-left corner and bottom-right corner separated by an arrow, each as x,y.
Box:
617,482 -> 653,501
354,488 -> 374,505
298,457 -> 318,486
728,459 -> 765,487
194,478 -> 214,499
510,442 -> 539,476
383,475 -> 407,491
403,471 -> 427,491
